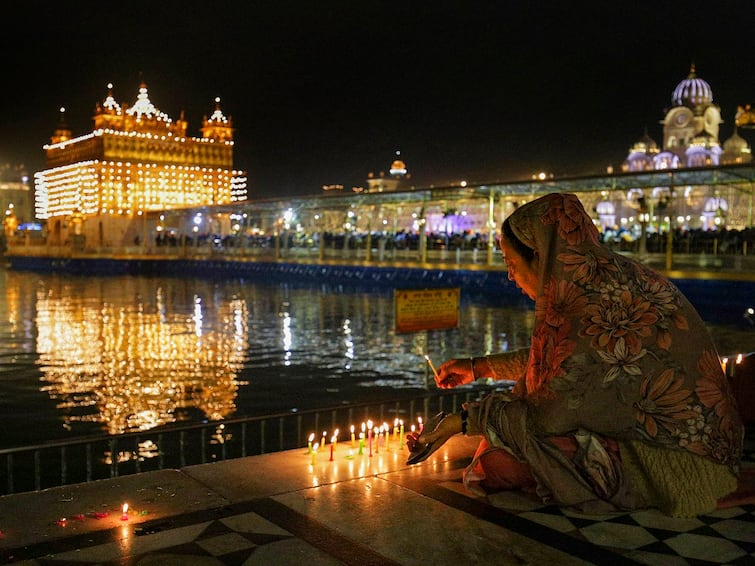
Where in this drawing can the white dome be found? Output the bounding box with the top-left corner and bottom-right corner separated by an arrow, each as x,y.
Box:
671,65 -> 713,108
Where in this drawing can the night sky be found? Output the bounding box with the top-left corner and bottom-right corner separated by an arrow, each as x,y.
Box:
2,1 -> 753,197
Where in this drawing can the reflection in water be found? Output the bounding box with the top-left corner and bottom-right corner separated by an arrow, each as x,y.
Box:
34,277 -> 248,435
0,269 -> 751,448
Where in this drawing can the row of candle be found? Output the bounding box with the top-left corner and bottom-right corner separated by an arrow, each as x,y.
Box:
306,417 -> 424,465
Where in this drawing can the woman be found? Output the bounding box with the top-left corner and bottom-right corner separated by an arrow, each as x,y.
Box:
408,192 -> 743,517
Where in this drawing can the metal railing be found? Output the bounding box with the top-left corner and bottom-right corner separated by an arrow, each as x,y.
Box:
0,386 -> 503,496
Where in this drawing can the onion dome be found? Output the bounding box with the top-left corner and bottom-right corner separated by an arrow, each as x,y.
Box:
723,128 -> 748,153
631,128 -> 659,153
200,97 -> 234,141
671,64 -> 713,108
126,82 -> 172,123
101,83 -> 121,114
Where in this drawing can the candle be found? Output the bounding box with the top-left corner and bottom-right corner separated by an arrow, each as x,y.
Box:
424,354 -> 440,378
329,442 -> 334,461
350,425 -> 356,448
393,418 -> 399,442
121,503 -> 129,521
399,420 -> 405,450
311,442 -> 319,466
375,427 -> 380,454
358,432 -> 365,455
333,429 -> 339,451
367,420 -> 373,457
330,435 -> 337,461
418,416 -> 424,433
321,430 -> 327,448
307,433 -> 315,454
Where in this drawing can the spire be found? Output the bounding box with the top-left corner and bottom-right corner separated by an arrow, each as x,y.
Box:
200,96 -> 233,141
51,106 -> 72,144
101,82 -> 121,114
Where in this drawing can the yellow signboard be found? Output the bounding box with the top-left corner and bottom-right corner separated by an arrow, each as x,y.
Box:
394,288 -> 460,333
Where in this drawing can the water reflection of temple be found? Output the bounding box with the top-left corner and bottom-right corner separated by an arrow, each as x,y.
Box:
34,277 -> 248,434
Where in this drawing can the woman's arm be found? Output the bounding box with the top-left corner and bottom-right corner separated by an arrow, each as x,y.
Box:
434,349 -> 529,389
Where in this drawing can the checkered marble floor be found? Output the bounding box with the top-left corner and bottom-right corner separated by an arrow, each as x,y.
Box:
5,433 -> 755,565
10,478 -> 753,565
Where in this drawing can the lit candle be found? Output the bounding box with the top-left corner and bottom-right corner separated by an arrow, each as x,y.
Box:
424,354 -> 440,378
418,416 -> 424,433
393,418 -> 399,442
367,420 -> 373,457
375,426 -> 380,454
330,435 -> 336,461
333,428 -> 339,451
358,432 -> 365,455
350,425 -> 356,448
399,419 -> 405,450
321,430 -> 327,448
311,442 -> 319,466
307,433 -> 315,454
120,503 -> 129,521
56,518 -> 67,527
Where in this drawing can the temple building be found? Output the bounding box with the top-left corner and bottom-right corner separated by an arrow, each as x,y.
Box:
34,82 -> 247,246
365,151 -> 411,192
609,65 -> 753,233
1,164 -> 33,238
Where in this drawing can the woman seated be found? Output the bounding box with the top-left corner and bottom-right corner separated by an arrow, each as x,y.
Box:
409,192 -> 743,517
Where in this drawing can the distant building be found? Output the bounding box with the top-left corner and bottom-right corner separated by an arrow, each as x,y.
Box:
615,65 -> 752,232
0,164 -> 33,238
34,83 -> 247,246
365,151 -> 411,192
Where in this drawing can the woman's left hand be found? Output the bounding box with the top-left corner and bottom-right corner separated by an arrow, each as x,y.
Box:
406,412 -> 462,454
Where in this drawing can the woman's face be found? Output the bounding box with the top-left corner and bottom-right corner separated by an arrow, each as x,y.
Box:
500,235 -> 538,300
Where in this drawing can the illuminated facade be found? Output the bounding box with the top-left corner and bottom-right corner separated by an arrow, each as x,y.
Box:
615,65 -> 752,232
34,83 -> 247,246
1,164 -> 33,237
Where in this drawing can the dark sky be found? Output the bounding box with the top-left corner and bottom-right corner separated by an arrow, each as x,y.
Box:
2,1 -> 753,197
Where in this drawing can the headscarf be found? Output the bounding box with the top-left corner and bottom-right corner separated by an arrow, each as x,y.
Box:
504,193 -> 742,469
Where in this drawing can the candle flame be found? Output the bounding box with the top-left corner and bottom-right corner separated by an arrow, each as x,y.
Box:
122,503 -> 128,514
308,433 -> 315,442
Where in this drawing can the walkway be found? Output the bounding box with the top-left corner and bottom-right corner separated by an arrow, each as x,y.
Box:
1,432 -> 753,565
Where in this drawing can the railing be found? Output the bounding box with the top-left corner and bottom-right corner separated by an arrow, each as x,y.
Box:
0,385 -> 504,496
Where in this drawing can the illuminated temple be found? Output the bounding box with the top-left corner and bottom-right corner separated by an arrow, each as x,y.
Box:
34,82 -> 247,246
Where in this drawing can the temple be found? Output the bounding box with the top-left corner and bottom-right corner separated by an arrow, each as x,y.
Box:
34,82 -> 247,246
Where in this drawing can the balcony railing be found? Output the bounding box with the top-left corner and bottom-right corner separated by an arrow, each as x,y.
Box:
0,386 -> 504,496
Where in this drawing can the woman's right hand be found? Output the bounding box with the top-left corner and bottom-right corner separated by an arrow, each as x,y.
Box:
435,358 -> 476,389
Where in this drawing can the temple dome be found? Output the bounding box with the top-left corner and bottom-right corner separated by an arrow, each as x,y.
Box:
723,128 -> 748,153
671,65 -> 713,108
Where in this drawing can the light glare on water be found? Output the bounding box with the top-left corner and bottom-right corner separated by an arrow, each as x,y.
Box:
0,268 -> 751,448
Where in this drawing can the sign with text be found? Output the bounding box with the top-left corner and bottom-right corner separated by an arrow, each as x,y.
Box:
394,288 -> 460,333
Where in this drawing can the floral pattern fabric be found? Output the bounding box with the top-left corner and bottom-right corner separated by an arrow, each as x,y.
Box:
466,194 -> 743,514
504,193 -> 743,470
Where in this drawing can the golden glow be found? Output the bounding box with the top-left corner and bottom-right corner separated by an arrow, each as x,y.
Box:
37,83 -> 247,223
35,278 -> 249,435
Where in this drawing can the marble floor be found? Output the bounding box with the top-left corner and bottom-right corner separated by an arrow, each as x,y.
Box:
1,433 -> 754,565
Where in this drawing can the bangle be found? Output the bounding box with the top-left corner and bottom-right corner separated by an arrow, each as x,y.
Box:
460,409 -> 468,435
470,357 -> 476,379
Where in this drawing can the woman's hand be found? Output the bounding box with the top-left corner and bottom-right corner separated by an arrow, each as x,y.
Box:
405,412 -> 463,458
435,358 -> 476,389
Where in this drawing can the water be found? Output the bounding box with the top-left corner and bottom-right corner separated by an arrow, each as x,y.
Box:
0,267 -> 752,450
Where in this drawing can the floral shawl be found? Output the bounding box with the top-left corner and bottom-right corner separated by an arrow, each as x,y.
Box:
469,193 -> 743,514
